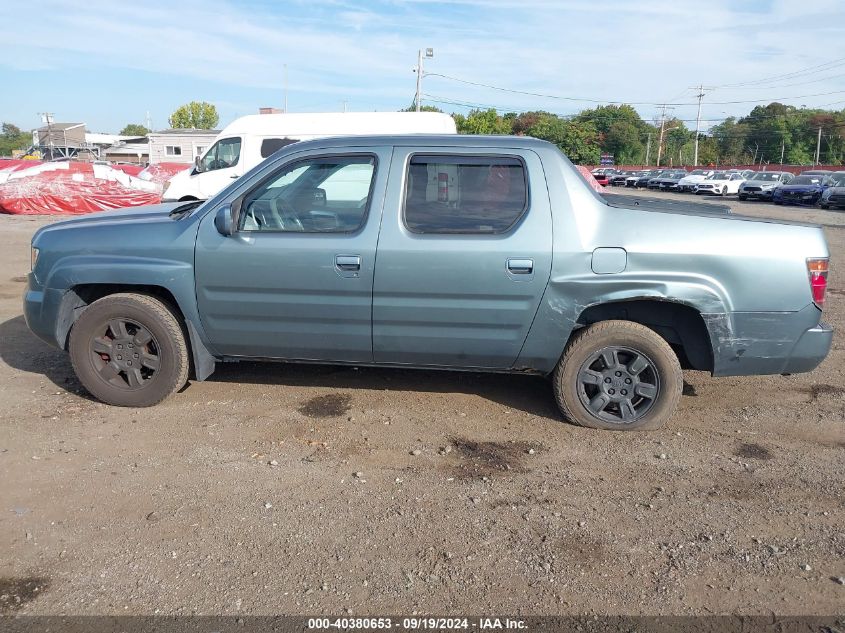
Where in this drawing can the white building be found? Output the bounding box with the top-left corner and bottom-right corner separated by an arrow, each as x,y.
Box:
147,128 -> 220,164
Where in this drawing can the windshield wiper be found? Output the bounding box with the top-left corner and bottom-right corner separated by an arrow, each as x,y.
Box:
168,200 -> 203,219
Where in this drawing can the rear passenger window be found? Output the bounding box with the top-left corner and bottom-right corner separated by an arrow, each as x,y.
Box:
260,137 -> 299,158
404,155 -> 528,234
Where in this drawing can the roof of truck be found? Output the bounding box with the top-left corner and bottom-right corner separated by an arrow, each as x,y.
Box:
278,133 -> 555,151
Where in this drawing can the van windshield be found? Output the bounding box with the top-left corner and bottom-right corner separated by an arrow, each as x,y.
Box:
199,137 -> 242,172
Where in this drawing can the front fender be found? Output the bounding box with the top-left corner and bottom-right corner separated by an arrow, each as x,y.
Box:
40,255 -> 217,380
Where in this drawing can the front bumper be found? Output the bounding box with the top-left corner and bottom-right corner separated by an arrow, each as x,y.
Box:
774,191 -> 822,206
740,187 -> 774,199
23,276 -> 66,349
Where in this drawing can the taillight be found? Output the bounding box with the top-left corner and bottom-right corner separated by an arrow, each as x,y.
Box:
807,258 -> 829,308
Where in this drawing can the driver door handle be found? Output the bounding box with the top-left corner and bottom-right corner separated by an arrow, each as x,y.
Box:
335,255 -> 361,272
507,258 -> 533,274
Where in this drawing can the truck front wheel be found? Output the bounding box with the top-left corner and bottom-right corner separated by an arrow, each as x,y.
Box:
553,320 -> 682,431
69,293 -> 189,407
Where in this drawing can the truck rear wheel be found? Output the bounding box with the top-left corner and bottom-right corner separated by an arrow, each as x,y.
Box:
69,293 -> 189,407
553,320 -> 682,431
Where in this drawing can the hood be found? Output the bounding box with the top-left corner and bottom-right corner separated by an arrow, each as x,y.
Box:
679,175 -> 707,184
778,183 -> 824,192
741,180 -> 778,189
32,202 -> 197,243
698,179 -> 731,186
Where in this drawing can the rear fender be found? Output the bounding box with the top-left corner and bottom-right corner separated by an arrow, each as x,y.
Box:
515,271 -> 731,373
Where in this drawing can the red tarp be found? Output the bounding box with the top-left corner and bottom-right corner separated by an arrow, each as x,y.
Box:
138,162 -> 189,184
0,161 -> 165,215
576,165 -> 604,192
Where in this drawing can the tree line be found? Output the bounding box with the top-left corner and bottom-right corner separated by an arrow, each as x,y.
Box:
3,100 -> 843,166
437,103 -> 845,166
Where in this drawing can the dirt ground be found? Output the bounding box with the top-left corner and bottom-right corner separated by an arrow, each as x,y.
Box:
0,191 -> 843,617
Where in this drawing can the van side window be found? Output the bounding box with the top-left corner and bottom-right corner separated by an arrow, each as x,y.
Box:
403,155 -> 528,234
260,138 -> 300,158
239,155 -> 376,233
199,137 -> 241,172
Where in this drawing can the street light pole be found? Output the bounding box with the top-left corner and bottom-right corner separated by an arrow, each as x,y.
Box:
414,48 -> 434,112
692,84 -> 706,166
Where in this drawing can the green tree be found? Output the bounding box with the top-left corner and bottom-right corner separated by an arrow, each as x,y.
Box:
400,104 -> 444,113
0,123 -> 32,157
168,101 -> 219,129
576,104 -> 651,163
452,109 -> 512,135
120,123 -> 149,136
604,120 -> 644,164
525,114 -> 601,164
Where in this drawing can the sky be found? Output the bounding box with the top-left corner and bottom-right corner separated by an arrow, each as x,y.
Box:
1,0 -> 844,133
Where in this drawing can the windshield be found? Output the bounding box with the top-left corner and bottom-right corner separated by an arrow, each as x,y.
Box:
690,170 -> 708,175
790,176 -> 822,185
749,172 -> 781,182
198,137 -> 242,172
829,174 -> 845,186
706,173 -> 728,180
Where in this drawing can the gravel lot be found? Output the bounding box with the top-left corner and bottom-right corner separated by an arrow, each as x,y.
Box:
1,190 -> 843,616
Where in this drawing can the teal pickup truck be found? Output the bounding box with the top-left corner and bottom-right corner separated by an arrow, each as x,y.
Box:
25,135 -> 832,431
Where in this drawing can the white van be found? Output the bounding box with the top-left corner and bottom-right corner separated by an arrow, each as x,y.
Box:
162,111 -> 457,201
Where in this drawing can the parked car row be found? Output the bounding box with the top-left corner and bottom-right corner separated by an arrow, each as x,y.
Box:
591,167 -> 845,208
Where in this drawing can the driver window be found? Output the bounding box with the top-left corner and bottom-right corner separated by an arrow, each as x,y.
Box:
239,155 -> 376,233
200,137 -> 242,172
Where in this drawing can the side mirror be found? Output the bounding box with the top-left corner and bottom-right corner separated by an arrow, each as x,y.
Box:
194,156 -> 204,174
214,204 -> 236,236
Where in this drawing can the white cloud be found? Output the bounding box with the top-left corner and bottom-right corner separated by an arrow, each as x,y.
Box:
2,0 -> 843,128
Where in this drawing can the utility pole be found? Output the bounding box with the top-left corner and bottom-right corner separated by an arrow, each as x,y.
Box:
656,104 -> 674,167
780,139 -> 785,165
645,133 -> 651,165
815,127 -> 822,165
414,48 -> 434,112
691,84 -> 706,166
38,112 -> 54,159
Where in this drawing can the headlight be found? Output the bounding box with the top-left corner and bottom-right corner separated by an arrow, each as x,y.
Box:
31,246 -> 39,271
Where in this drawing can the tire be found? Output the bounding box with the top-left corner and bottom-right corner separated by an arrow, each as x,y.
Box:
738,194 -> 747,201
69,293 -> 189,407
721,186 -> 727,196
552,320 -> 683,431
820,204 -> 829,210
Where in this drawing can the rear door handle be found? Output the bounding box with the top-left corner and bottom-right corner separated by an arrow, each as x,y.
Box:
507,258 -> 534,275
335,255 -> 361,272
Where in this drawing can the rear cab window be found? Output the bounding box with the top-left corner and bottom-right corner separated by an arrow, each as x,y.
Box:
403,154 -> 529,234
260,137 -> 300,158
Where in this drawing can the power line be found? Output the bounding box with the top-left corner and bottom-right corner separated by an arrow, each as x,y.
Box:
708,56 -> 845,89
423,93 -> 845,128
716,71 -> 845,91
424,72 -> 845,106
